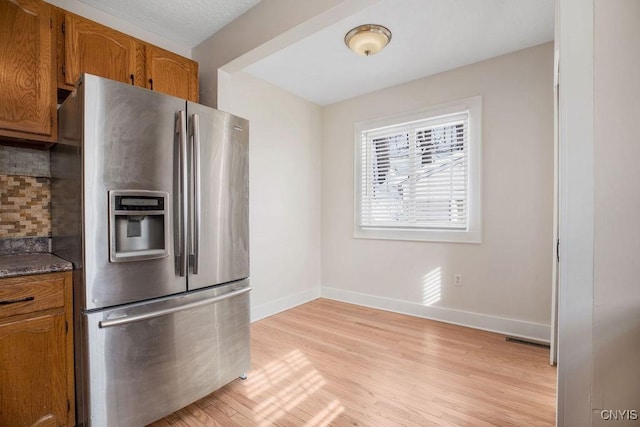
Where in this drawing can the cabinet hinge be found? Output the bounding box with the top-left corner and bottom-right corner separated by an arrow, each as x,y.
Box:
61,22 -> 65,33
61,64 -> 66,75
50,116 -> 54,128
65,320 -> 68,333
556,239 -> 560,263
50,17 -> 53,29
67,399 -> 70,413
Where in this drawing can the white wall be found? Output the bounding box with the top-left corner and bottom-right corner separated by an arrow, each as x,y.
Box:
591,0 -> 640,424
217,71 -> 322,321
555,0 -> 594,424
195,0 -> 378,321
557,1 -> 640,424
321,43 -> 554,341
44,0 -> 191,57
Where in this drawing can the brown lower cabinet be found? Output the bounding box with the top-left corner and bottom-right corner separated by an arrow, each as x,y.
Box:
0,271 -> 74,427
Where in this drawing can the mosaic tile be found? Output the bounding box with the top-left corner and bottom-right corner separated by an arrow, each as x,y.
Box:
0,174 -> 51,238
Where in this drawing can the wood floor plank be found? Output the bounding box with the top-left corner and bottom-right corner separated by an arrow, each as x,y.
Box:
148,299 -> 556,426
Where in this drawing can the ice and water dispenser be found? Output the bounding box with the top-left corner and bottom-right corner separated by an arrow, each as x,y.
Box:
108,190 -> 170,262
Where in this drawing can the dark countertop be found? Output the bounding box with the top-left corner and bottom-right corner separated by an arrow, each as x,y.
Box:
0,253 -> 73,279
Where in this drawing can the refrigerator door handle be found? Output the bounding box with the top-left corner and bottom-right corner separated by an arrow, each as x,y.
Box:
191,113 -> 201,275
98,286 -> 252,328
177,110 -> 188,277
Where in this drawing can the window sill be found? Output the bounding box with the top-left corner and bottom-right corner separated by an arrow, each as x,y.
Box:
354,227 -> 481,244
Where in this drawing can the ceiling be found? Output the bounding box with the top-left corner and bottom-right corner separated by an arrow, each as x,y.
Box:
244,0 -> 555,105
73,0 -> 553,107
74,0 -> 261,48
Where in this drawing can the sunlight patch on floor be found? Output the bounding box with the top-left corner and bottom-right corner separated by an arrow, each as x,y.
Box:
245,348 -> 311,398
304,399 -> 344,426
244,348 -> 345,427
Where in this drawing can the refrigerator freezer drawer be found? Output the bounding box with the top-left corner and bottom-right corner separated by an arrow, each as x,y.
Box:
81,280 -> 251,427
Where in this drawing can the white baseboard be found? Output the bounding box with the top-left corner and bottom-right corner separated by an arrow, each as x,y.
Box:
320,286 -> 551,343
251,286 -> 321,322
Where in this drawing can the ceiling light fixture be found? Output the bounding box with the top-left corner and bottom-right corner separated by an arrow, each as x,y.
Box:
344,24 -> 392,57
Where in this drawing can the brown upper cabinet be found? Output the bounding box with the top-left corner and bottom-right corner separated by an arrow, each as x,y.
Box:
0,0 -> 200,146
0,0 -> 56,145
146,45 -> 198,102
59,12 -> 144,90
58,11 -> 198,102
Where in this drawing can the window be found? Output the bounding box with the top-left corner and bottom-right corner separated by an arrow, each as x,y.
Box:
355,97 -> 481,243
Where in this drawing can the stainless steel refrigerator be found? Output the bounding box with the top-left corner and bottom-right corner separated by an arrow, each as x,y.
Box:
51,74 -> 250,426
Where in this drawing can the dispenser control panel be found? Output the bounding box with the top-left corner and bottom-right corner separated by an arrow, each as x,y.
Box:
114,195 -> 165,211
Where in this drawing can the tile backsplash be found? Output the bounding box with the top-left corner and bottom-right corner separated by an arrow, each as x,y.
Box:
0,145 -> 50,177
0,146 -> 51,242
0,174 -> 51,238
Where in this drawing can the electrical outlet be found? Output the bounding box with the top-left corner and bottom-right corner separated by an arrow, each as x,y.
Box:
454,274 -> 463,286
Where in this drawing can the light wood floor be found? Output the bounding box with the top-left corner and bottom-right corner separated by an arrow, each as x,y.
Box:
148,299 -> 556,426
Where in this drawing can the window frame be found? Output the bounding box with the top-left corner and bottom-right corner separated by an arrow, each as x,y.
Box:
354,96 -> 482,243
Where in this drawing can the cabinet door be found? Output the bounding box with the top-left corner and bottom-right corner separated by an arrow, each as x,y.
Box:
64,12 -> 143,87
0,313 -> 68,427
145,44 -> 199,102
0,0 -> 55,141
0,272 -> 74,427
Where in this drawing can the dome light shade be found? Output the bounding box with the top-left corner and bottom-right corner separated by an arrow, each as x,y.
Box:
344,24 -> 392,56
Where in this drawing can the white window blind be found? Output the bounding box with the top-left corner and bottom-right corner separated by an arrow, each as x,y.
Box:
360,112 -> 469,230
355,97 -> 481,243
